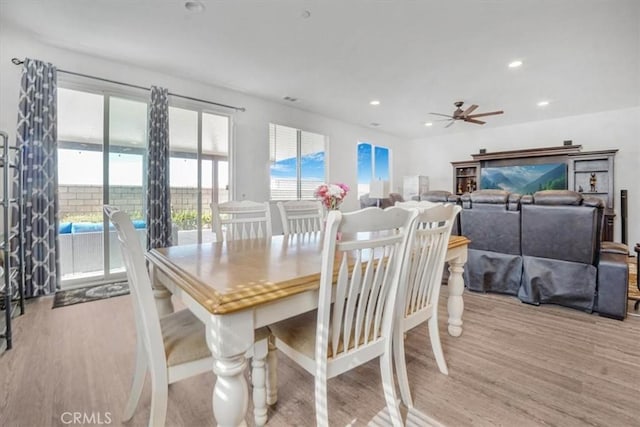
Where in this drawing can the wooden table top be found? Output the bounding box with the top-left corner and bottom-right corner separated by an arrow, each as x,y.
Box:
147,234 -> 469,315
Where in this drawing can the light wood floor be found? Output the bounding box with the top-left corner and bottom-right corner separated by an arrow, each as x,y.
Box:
1,287 -> 639,427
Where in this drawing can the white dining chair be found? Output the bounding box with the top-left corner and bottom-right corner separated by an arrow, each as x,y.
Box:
276,200 -> 324,236
211,200 -> 272,242
394,203 -> 461,408
268,206 -> 420,426
104,206 -> 271,427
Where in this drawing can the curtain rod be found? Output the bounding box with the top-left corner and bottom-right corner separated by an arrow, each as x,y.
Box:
11,58 -> 246,112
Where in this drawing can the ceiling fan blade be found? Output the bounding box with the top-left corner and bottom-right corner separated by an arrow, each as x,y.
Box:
461,104 -> 478,117
465,118 -> 486,125
467,110 -> 504,118
429,112 -> 454,118
445,120 -> 456,128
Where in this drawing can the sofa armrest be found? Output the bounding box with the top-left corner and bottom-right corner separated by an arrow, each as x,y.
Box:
596,252 -> 628,319
600,241 -> 629,255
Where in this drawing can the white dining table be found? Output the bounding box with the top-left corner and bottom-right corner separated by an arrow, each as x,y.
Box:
146,233 -> 469,426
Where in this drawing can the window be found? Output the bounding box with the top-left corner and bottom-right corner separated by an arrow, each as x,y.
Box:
357,142 -> 390,197
169,107 -> 230,244
269,123 -> 326,200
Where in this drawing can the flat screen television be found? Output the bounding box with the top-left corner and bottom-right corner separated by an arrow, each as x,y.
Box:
480,163 -> 567,195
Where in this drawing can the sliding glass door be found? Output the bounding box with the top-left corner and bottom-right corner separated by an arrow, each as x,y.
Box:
107,96 -> 148,274
169,107 -> 230,245
58,87 -> 147,287
58,88 -> 230,286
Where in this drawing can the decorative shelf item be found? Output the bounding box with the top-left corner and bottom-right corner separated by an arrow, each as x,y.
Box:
451,161 -> 479,196
568,150 -> 617,241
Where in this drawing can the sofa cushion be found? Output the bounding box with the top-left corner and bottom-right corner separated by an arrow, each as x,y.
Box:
59,222 -> 72,234
132,219 -> 147,229
521,204 -> 599,264
470,189 -> 510,204
461,209 -> 520,255
71,220 -> 146,233
419,190 -> 451,203
72,222 -> 107,233
533,190 -> 582,206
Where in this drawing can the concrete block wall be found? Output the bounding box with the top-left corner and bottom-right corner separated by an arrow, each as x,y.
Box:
58,185 -> 214,219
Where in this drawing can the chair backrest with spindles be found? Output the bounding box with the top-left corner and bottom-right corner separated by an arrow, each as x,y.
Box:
316,206 -> 419,370
400,204 -> 461,327
277,200 -> 324,236
211,200 -> 272,242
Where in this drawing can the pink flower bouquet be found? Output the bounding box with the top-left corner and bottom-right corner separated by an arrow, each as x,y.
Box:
314,183 -> 350,210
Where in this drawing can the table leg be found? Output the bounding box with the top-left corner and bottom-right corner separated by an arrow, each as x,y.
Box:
251,337 -> 268,427
207,312 -> 253,427
266,335 -> 278,405
212,356 -> 249,427
447,249 -> 467,337
149,265 -> 174,316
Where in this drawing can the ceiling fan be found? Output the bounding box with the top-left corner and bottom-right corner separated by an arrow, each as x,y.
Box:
430,101 -> 504,128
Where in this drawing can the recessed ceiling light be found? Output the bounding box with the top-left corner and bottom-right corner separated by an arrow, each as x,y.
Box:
184,1 -> 205,12
424,122 -> 433,127
537,100 -> 550,107
369,100 -> 380,106
508,60 -> 523,68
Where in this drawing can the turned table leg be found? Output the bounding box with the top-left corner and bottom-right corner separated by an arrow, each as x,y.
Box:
207,312 -> 253,427
149,265 -> 174,316
447,249 -> 467,337
266,335 -> 278,406
212,355 -> 249,427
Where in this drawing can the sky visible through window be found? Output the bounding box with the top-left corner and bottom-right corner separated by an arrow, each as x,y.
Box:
269,152 -> 325,179
58,149 -> 219,188
357,143 -> 390,183
357,143 -> 390,197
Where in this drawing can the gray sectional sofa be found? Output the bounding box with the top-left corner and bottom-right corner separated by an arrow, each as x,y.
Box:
421,189 -> 629,319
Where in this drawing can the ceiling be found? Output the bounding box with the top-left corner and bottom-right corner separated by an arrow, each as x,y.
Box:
1,0 -> 639,138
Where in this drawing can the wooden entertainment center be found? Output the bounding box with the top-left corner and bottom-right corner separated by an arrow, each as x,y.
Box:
451,145 -> 618,241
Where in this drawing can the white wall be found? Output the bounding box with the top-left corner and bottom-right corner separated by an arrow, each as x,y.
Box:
406,107 -> 640,247
3,27 -> 639,246
0,26 -> 409,213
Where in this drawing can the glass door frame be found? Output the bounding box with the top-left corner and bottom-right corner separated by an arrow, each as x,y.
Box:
57,79 -> 234,287
168,99 -> 233,244
58,79 -> 149,289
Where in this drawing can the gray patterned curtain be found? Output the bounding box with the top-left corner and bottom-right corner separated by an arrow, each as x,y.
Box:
146,86 -> 172,249
15,58 -> 59,297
